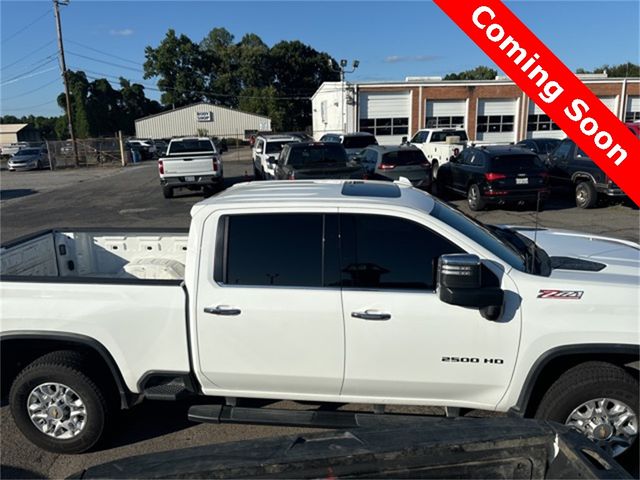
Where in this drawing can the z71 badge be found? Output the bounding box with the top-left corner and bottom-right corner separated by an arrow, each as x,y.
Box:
537,289 -> 584,299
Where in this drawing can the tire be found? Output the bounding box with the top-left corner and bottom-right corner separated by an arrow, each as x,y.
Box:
467,184 -> 486,211
9,351 -> 110,454
431,160 -> 439,180
162,186 -> 173,199
535,361 -> 639,459
575,182 -> 598,209
36,160 -> 42,170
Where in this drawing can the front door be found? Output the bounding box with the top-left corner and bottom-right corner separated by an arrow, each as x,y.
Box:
338,211 -> 521,407
195,210 -> 345,397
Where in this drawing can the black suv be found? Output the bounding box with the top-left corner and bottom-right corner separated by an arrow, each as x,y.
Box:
436,146 -> 549,211
545,138 -> 626,208
274,142 -> 365,180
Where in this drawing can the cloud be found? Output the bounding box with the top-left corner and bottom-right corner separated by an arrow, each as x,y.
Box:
384,55 -> 441,63
109,28 -> 134,37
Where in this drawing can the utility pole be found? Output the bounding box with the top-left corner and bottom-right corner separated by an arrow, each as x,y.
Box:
53,0 -> 79,166
329,59 -> 360,134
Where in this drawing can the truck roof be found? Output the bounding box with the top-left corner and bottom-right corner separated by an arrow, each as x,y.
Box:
191,180 -> 435,215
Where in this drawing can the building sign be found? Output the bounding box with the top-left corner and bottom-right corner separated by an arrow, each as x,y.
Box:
196,111 -> 213,122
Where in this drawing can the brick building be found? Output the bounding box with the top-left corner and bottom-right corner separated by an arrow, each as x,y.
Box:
311,75 -> 640,144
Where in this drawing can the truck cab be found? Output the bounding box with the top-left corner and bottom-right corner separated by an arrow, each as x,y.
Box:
407,128 -> 469,178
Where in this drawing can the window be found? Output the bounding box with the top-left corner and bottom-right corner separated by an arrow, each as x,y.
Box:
168,139 -> 214,154
551,140 -> 573,161
410,131 -> 428,143
382,149 -> 426,166
527,114 -> 561,132
339,214 -> 463,290
359,117 -> 409,136
476,115 -> 514,133
430,130 -> 468,142
425,116 -> 464,128
223,214 -> 338,287
625,111 -> 640,122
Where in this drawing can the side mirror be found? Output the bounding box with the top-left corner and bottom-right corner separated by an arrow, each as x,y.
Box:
255,147 -> 263,154
267,157 -> 278,165
437,254 -> 504,320
401,136 -> 408,144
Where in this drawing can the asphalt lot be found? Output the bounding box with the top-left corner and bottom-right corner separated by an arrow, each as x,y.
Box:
1,147 -> 638,478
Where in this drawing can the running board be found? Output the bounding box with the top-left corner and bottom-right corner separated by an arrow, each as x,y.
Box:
188,404 -> 439,429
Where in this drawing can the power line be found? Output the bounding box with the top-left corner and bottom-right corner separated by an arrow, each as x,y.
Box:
0,100 -> 59,112
0,39 -> 57,72
1,9 -> 53,44
1,55 -> 58,84
1,65 -> 58,87
66,50 -> 145,73
66,39 -> 142,66
1,78 -> 61,100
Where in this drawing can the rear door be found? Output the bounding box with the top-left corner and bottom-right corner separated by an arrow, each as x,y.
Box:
195,210 -> 345,397
376,150 -> 429,184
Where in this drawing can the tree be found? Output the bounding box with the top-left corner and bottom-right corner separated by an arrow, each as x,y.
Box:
576,62 -> 639,77
444,66 -> 498,80
143,29 -> 207,107
57,70 -> 91,138
200,27 -> 240,107
238,86 -> 286,131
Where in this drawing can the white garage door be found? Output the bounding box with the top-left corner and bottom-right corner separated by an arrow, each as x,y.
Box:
359,92 -> 411,145
625,95 -> 640,122
526,100 -> 565,140
597,96 -> 618,114
476,99 -> 517,143
425,99 -> 466,129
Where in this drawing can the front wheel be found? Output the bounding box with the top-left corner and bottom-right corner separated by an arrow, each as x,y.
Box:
575,181 -> 598,209
9,351 -> 110,454
467,184 -> 486,211
535,361 -> 638,459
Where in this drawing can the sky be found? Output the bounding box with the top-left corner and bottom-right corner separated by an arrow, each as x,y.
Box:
1,0 -> 639,117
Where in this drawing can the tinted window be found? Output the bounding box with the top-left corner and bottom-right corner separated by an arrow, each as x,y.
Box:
382,149 -> 426,166
225,214 -> 324,287
430,131 -> 468,142
535,139 -> 560,153
265,141 -> 295,154
551,140 -> 573,160
169,140 -> 214,154
489,155 -> 545,172
343,136 -> 377,149
14,149 -> 40,156
287,145 -> 347,167
340,214 -> 463,290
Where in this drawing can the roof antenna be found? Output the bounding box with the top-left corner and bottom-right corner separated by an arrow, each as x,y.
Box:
531,191 -> 540,271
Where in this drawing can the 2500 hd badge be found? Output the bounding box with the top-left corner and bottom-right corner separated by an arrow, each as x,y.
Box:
442,356 -> 505,364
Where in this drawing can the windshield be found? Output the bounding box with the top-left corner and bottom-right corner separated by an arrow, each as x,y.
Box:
382,150 -> 426,166
343,136 -> 377,149
489,155 -> 546,172
536,139 -> 560,153
265,140 -> 295,154
168,140 -> 214,154
15,149 -> 39,156
431,199 -> 526,271
431,130 -> 468,142
288,145 -> 347,167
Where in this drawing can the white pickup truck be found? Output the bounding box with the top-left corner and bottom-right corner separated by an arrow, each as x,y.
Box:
407,128 -> 469,178
1,181 -> 638,458
158,137 -> 223,198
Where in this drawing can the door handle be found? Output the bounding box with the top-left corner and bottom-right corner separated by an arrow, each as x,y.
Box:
351,310 -> 391,321
204,305 -> 241,316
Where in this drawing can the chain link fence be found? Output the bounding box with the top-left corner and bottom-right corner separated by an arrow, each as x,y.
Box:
45,137 -> 123,169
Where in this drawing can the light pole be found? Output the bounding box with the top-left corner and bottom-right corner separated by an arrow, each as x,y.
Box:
329,59 -> 359,134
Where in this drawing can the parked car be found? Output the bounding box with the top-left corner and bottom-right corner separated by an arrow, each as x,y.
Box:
405,128 -> 469,179
7,147 -> 51,171
252,134 -> 301,179
1,181 -> 638,458
545,138 -> 627,209
126,139 -> 156,160
319,132 -> 378,161
158,137 -> 223,198
357,145 -> 431,189
274,142 -> 365,180
514,138 -> 562,162
1,142 -> 30,156
436,146 -> 549,211
153,139 -> 169,157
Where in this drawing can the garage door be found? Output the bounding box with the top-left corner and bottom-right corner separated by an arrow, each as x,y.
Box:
526,100 -> 565,139
476,99 -> 517,143
359,92 -> 411,145
597,96 -> 618,114
625,95 -> 640,122
425,100 -> 466,129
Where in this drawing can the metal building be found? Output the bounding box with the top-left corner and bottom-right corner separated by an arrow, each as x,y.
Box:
134,102 -> 271,139
0,124 -> 42,145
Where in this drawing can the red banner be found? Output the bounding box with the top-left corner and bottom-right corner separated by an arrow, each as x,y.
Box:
434,0 -> 639,206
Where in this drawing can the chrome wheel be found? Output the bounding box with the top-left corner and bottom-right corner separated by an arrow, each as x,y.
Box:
566,397 -> 638,457
27,382 -> 87,439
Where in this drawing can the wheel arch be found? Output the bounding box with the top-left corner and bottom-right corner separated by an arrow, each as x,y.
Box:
1,331 -> 136,409
571,172 -> 597,184
511,343 -> 639,417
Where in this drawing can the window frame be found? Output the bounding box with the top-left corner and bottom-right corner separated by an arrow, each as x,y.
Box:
476,114 -> 515,134
359,117 -> 409,136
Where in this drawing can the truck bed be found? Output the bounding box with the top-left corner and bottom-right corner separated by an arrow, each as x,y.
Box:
1,229 -> 189,282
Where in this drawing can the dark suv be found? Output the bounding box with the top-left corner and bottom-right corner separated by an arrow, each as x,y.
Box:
436,146 -> 549,211
274,142 -> 365,180
546,138 -> 626,208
